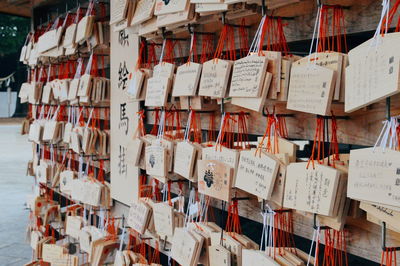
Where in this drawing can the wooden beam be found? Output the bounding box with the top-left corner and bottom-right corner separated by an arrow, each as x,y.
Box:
0,0 -> 30,17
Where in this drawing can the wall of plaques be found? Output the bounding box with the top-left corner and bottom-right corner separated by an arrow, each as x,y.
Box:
18,0 -> 400,265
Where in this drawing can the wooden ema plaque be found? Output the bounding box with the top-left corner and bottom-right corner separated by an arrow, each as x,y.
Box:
229,55 -> 268,98
198,59 -> 233,98
348,147 -> 400,208
172,62 -> 202,97
234,150 -> 279,200
283,162 -> 341,216
345,32 -> 400,113
286,63 -> 336,116
197,160 -> 233,202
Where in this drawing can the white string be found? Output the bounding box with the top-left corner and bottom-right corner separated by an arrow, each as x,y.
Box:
74,58 -> 83,79
157,111 -> 166,140
50,144 -> 54,167
260,211 -> 268,251
248,15 -> 266,55
67,107 -> 71,124
159,39 -> 167,63
162,183 -> 168,202
51,106 -> 60,121
307,228 -> 318,266
373,120 -> 389,152
47,64 -> 51,83
189,33 -> 195,62
78,156 -> 84,179
308,6 -> 322,64
184,110 -> 193,141
184,188 -> 196,226
372,0 -> 391,48
85,52 -> 94,75
76,107 -> 84,127
85,108 -> 94,129
119,227 -> 126,251
215,113 -> 226,147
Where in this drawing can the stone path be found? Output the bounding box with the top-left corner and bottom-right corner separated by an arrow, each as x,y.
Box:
0,124 -> 33,265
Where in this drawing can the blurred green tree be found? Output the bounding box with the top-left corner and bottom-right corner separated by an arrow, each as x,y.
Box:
0,14 -> 29,57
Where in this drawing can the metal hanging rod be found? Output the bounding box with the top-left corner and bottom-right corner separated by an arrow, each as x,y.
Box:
316,115 -> 350,120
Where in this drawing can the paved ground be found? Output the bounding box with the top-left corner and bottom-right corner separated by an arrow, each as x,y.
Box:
0,124 -> 33,265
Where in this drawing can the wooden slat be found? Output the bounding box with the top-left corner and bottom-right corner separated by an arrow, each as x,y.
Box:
0,0 -> 30,17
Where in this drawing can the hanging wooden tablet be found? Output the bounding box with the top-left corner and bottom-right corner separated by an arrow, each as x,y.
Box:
153,202 -> 175,238
130,0 -> 156,26
234,149 -> 279,200
348,147 -> 400,208
294,52 -> 343,101
145,142 -> 167,178
127,70 -> 145,99
127,199 -> 152,234
202,146 -> 240,177
209,245 -> 231,266
144,76 -> 171,107
173,63 -> 202,97
174,141 -> 197,179
283,162 -> 341,216
198,59 -> 232,98
60,170 -> 76,196
110,0 -> 130,25
156,4 -> 195,28
360,202 -> 400,232
231,72 -> 272,112
65,215 -> 84,239
242,249 -> 279,265
210,231 -> 243,266
286,63 -> 335,116
197,160 -> 233,202
345,33 -> 400,112
76,3 -> 95,44
171,228 -> 201,266
229,54 -> 268,98
63,19 -> 77,48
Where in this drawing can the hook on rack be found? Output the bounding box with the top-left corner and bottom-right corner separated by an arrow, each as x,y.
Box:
261,0 -> 266,16
386,97 -> 391,120
381,221 -> 400,251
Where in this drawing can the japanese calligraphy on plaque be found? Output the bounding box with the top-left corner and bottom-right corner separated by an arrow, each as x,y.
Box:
234,150 -> 279,200
345,33 -> 400,113
348,147 -> 400,208
283,162 -> 341,216
198,59 -> 233,98
229,55 -> 268,98
144,76 -> 171,107
286,64 -> 336,116
127,199 -> 151,234
172,62 -> 202,96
